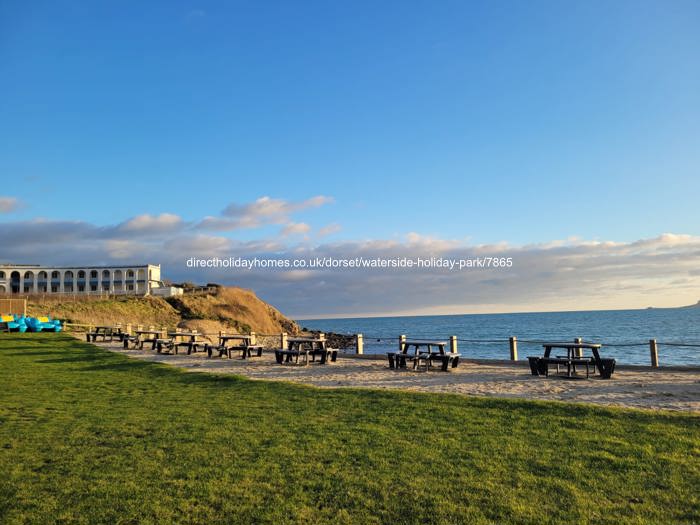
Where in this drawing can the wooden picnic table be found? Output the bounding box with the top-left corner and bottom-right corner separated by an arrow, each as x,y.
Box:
205,334 -> 262,359
87,325 -> 123,342
132,329 -> 165,351
388,340 -> 460,371
167,331 -> 201,340
219,334 -> 253,346
529,342 -> 615,379
164,332 -> 205,355
134,330 -> 163,336
276,337 -> 337,365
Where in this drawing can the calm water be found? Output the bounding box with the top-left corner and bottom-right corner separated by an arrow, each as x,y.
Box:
298,308 -> 700,366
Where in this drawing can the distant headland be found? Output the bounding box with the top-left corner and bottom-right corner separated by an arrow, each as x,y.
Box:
647,300 -> 700,310
679,300 -> 700,309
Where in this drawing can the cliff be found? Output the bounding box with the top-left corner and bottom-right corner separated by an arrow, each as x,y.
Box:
27,286 -> 299,336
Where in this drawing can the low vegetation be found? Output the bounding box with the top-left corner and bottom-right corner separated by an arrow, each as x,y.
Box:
0,334 -> 698,524
25,286 -> 299,335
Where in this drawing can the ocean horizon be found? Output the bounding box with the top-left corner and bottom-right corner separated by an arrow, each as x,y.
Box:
298,306 -> 700,366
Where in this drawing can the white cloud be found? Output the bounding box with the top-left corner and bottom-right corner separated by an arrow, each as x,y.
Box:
0,196 -> 21,213
200,195 -> 333,231
281,222 -> 311,236
2,197 -> 699,317
119,213 -> 183,233
318,223 -> 341,237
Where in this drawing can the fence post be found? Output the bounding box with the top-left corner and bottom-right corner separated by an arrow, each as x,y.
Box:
649,339 -> 659,367
574,337 -> 582,357
399,334 -> 406,352
450,335 -> 458,354
281,332 -> 288,350
356,333 -> 364,355
509,336 -> 518,361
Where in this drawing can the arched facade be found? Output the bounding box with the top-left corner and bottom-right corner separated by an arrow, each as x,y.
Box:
0,264 -> 161,296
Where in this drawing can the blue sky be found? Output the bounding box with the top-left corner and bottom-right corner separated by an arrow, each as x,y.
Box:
1,1 -> 700,316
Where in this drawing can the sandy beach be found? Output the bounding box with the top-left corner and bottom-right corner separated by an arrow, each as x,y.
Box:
91,340 -> 700,412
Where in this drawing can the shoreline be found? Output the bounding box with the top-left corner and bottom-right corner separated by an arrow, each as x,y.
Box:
88,338 -> 700,413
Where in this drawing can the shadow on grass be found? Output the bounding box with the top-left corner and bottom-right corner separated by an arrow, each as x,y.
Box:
5,334 -> 699,427
37,356 -> 106,364
2,351 -> 63,357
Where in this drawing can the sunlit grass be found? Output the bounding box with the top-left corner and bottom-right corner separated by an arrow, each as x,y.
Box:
0,334 -> 698,524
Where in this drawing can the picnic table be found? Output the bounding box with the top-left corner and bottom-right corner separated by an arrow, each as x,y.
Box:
123,329 -> 164,351
387,339 -> 461,371
275,337 -> 338,365
205,334 -> 263,359
86,325 -> 123,343
528,342 -> 616,379
160,331 -> 205,355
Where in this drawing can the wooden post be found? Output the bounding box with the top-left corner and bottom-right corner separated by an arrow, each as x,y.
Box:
509,336 -> 518,361
281,332 -> 288,350
356,333 -> 364,355
399,334 -> 406,353
574,337 -> 582,358
450,335 -> 458,354
649,339 -> 659,367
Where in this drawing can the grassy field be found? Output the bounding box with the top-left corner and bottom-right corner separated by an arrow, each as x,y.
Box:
0,334 -> 698,524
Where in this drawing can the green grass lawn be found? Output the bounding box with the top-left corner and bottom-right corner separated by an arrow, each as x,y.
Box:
1,334 -> 698,524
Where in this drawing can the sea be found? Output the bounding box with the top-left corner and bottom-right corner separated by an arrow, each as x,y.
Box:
298,307 -> 700,366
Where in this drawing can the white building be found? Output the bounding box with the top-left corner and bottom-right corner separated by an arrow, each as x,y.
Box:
0,264 -> 162,296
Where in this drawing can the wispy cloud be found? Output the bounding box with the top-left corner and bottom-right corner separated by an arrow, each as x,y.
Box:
0,196 -> 21,213
118,213 -> 184,234
1,196 -> 699,316
197,195 -> 333,232
185,9 -> 206,21
281,222 -> 311,236
318,223 -> 341,237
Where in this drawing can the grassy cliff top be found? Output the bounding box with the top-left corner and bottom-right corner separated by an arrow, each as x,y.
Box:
26,286 -> 299,335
